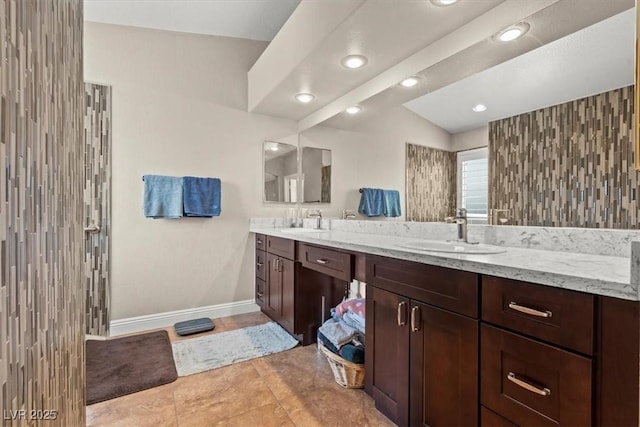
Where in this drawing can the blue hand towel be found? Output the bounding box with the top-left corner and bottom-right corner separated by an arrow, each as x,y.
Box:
383,190 -> 402,217
183,176 -> 221,217
358,188 -> 385,217
143,175 -> 183,219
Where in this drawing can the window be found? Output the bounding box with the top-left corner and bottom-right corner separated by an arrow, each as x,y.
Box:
457,147 -> 488,223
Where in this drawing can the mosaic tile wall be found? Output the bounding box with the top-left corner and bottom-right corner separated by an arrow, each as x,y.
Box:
1,0 -> 85,425
406,143 -> 457,222
489,86 -> 638,228
84,83 -> 111,336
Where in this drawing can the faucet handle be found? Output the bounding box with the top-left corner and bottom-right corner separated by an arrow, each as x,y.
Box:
342,209 -> 356,219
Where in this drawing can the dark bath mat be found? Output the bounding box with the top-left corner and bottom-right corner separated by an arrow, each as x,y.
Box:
86,330 -> 178,405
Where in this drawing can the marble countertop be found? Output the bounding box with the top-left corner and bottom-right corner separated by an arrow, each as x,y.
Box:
250,226 -> 635,301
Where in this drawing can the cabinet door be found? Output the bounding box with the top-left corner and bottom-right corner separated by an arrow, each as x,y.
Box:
265,253 -> 282,321
279,257 -> 295,334
366,286 -> 410,426
410,301 -> 478,427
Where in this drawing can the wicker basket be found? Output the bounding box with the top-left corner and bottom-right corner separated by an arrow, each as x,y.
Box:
319,342 -> 365,389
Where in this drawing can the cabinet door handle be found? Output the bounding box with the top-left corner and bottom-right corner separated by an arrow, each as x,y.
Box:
256,262 -> 263,267
257,239 -> 263,245
397,302 -> 407,326
256,292 -> 264,298
507,372 -> 551,396
411,306 -> 421,332
273,259 -> 279,271
316,259 -> 329,264
508,302 -> 552,318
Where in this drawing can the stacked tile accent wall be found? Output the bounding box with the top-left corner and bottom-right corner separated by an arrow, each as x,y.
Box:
406,143 -> 457,222
84,83 -> 111,336
489,86 -> 637,228
1,0 -> 85,425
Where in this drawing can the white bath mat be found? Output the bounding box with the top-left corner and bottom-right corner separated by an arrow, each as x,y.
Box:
171,322 -> 299,376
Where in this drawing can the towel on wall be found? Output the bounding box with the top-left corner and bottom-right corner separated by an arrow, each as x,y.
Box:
183,176 -> 221,217
358,188 -> 385,217
383,190 -> 402,217
143,175 -> 183,218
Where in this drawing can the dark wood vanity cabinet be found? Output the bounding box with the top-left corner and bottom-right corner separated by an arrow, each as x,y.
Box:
255,234 -> 640,427
256,235 -> 351,345
365,255 -> 479,427
254,234 -> 266,308
262,236 -> 296,336
480,276 -> 640,427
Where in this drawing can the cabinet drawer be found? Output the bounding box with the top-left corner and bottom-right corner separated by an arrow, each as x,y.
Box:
481,324 -> 592,426
255,250 -> 266,281
298,243 -> 353,281
266,236 -> 295,259
256,277 -> 265,308
482,276 -> 595,355
255,233 -> 266,251
366,255 -> 478,318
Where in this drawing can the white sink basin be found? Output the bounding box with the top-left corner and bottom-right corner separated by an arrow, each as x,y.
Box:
279,228 -> 329,234
399,240 -> 506,254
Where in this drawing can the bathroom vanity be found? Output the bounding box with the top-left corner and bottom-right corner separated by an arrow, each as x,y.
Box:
250,221 -> 640,427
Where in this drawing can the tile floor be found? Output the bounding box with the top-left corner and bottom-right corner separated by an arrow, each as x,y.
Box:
86,311 -> 394,427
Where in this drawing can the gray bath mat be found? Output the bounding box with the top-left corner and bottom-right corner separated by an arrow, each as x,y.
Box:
171,321 -> 298,376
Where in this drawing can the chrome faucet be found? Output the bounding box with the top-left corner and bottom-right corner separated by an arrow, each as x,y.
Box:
308,209 -> 323,229
455,208 -> 468,243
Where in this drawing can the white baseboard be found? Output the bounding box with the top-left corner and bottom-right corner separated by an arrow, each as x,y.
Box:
109,299 -> 260,336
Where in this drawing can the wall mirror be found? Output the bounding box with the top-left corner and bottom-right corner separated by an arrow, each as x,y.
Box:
399,6 -> 635,228
263,140 -> 298,203
301,147 -> 331,203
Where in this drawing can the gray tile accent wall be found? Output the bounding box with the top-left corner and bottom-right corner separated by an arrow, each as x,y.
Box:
1,0 -> 85,425
406,143 -> 457,222
84,83 -> 111,336
489,86 -> 638,228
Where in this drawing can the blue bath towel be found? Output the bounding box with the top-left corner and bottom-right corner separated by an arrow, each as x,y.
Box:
183,176 -> 221,217
358,188 -> 385,217
143,175 -> 183,219
383,190 -> 402,217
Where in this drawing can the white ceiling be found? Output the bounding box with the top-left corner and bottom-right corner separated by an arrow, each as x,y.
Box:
84,0 -> 635,135
83,0 -> 300,41
403,8 -> 635,134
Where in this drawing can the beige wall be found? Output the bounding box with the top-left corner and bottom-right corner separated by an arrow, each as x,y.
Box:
85,22 -> 299,320
84,22 -> 451,320
451,126 -> 488,152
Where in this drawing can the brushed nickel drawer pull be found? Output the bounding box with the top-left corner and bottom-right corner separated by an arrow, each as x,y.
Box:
256,262 -> 263,267
507,372 -> 551,396
316,259 -> 329,264
397,301 -> 407,326
257,239 -> 263,245
508,302 -> 552,318
411,306 -> 421,332
256,292 -> 264,298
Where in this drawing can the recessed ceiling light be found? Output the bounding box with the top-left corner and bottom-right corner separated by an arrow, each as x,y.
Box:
429,0 -> 458,6
472,104 -> 487,112
400,76 -> 420,88
346,106 -> 361,114
341,55 -> 368,69
495,22 -> 530,42
295,93 -> 315,103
